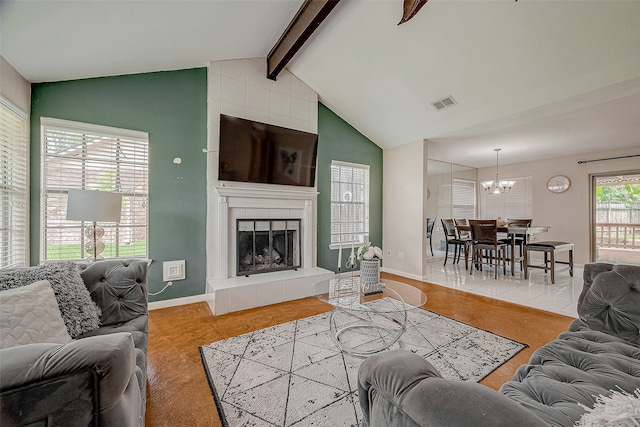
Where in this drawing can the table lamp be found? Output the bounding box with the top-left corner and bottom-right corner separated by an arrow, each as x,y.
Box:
66,189 -> 123,262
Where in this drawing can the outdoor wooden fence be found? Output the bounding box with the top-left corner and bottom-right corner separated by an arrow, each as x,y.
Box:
596,222 -> 640,250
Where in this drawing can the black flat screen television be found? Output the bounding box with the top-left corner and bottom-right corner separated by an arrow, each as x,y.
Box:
218,114 -> 318,187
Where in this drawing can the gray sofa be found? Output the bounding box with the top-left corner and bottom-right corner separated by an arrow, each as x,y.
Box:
358,263 -> 640,426
0,259 -> 148,427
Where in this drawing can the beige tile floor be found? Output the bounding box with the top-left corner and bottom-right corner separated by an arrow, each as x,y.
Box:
423,255 -> 582,318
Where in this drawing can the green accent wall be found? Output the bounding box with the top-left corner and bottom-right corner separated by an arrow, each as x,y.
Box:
30,69 -> 207,302
29,78 -> 379,299
317,103 -> 383,273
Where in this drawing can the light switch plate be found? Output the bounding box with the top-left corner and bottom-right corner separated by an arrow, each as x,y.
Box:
163,260 -> 185,281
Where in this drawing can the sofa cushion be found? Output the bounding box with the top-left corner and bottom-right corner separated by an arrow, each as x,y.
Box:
0,262 -> 101,339
0,280 -> 72,349
574,264 -> 640,346
78,260 -> 148,327
500,329 -> 640,426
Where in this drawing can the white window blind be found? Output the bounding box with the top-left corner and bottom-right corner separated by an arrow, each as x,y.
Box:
41,118 -> 148,261
330,161 -> 370,247
452,178 -> 476,219
479,176 -> 533,220
1,98 -> 28,268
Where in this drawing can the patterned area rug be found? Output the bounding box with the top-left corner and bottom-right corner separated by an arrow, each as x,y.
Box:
199,301 -> 527,427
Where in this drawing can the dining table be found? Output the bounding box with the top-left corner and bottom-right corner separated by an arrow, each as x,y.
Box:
456,224 -> 550,276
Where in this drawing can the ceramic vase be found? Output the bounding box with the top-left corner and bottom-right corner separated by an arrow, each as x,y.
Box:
360,259 -> 382,294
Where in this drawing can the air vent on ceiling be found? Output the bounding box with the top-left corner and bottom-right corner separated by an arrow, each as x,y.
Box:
431,95 -> 458,111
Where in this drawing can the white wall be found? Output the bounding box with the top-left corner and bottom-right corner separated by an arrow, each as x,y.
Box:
477,146 -> 640,265
1,56 -> 30,112
382,139 -> 428,279
384,143 -> 638,280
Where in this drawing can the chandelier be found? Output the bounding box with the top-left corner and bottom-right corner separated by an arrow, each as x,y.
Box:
481,148 -> 515,194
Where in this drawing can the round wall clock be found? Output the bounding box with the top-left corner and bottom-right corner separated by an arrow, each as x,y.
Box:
547,175 -> 571,193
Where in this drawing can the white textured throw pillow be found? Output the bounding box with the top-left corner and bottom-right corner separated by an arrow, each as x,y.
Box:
575,389 -> 640,427
0,280 -> 73,349
0,262 -> 101,338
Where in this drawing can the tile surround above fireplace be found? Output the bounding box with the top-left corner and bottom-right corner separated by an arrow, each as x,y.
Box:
206,58 -> 332,315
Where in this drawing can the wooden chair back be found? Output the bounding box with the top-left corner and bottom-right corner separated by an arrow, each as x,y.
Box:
469,220 -> 499,244
508,219 -> 532,227
441,219 -> 457,240
454,219 -> 471,240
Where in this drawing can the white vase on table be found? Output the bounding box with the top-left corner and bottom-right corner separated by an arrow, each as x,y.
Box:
360,259 -> 382,294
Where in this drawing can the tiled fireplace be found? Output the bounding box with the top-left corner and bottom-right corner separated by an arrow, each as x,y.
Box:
206,185 -> 333,315
205,57 -> 333,315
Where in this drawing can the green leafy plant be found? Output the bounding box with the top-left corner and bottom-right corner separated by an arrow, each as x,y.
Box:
596,184 -> 640,207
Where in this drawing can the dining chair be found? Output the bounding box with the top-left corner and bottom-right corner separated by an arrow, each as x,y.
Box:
507,218 -> 533,264
426,218 -> 436,256
454,218 -> 471,240
469,219 -> 508,279
441,219 -> 470,269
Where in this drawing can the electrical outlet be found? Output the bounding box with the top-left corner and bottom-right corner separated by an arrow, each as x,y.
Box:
398,251 -> 404,259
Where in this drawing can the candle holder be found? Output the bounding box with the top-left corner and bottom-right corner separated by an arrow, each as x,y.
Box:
346,248 -> 357,269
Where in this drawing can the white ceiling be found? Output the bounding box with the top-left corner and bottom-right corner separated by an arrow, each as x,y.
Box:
2,0 -> 639,168
0,0 -> 302,82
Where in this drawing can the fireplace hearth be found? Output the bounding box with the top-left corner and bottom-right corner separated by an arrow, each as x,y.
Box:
237,219 -> 301,276
207,185 -> 334,315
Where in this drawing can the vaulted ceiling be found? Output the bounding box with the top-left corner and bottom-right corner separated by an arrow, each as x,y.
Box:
2,0 -> 639,168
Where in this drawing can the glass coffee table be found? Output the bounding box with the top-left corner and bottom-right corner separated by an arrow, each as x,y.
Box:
312,277 -> 427,356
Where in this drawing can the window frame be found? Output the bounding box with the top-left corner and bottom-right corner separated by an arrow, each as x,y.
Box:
329,160 -> 370,249
40,117 -> 149,262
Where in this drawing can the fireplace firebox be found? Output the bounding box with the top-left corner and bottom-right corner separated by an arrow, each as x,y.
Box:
236,219 -> 301,276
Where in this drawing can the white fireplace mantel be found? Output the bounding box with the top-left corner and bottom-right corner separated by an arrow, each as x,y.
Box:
214,185 -> 319,203
207,183 -> 332,315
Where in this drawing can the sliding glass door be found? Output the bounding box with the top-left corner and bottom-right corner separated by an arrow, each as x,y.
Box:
591,171 -> 640,266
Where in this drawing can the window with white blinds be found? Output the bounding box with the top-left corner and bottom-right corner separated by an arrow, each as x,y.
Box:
452,178 -> 476,219
479,176 -> 533,220
1,98 -> 28,269
330,161 -> 370,247
41,118 -> 148,261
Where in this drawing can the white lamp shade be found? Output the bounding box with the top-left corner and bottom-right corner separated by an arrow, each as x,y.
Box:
66,189 -> 122,222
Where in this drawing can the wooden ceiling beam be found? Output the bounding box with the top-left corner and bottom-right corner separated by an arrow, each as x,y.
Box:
267,0 -> 341,81
398,0 -> 428,25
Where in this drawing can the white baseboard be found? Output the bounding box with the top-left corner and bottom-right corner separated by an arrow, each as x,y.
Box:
148,262 -> 588,311
148,293 -> 211,311
380,267 -> 424,282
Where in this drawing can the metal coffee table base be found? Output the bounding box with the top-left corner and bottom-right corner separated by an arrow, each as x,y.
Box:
328,303 -> 408,356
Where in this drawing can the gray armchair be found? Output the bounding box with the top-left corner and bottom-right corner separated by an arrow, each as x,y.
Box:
1,333 -> 141,426
0,259 -> 148,427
